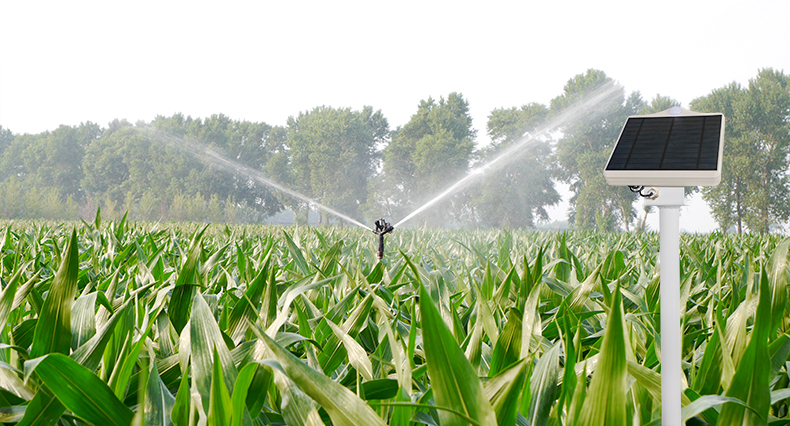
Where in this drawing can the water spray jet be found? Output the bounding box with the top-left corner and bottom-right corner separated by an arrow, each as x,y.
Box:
372,218 -> 394,261
139,127 -> 373,231
393,81 -> 621,228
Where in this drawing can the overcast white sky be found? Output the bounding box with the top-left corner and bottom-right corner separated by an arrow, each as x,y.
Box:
1,0 -> 789,232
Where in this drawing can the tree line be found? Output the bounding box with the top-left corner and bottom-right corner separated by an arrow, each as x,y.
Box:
0,68 -> 787,233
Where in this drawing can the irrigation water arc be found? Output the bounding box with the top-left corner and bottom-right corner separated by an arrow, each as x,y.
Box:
140,80 -> 619,235
141,128 -> 373,231
393,81 -> 622,228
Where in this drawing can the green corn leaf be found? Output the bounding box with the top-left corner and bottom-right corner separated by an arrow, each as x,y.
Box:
389,387 -> 412,426
70,292 -> 97,350
569,264 -> 602,312
231,363 -> 258,426
719,267 -> 772,425
577,284 -> 627,426
527,342 -> 561,426
71,297 -> 133,371
376,304 -> 412,426
530,246 -> 545,295
627,360 -> 693,408
145,360 -> 176,426
11,266 -> 40,314
315,292 -> 373,374
716,301 -> 737,391
682,395 -> 755,424
521,282 -> 542,358
260,266 -> 279,328
0,362 -> 34,400
0,263 -> 22,333
566,362 -> 587,426
243,362 -> 272,419
627,361 -> 661,404
208,348 -> 233,426
109,327 -> 149,399
16,389 -> 65,426
768,334 -> 790,381
473,281 -> 499,345
484,359 -> 528,426
558,306 -> 579,413
171,365 -> 191,426
32,353 -> 134,426
464,312 -> 484,372
771,388 -> 790,405
0,406 -> 25,423
692,320 -> 723,395
418,284 -> 498,426
94,206 -> 102,229
318,294 -> 373,376
283,230 -> 310,276
489,307 -> 522,377
132,355 -> 148,426
726,257 -> 755,367
30,229 -> 79,358
190,292 -> 238,415
325,318 -> 374,381
227,256 -> 271,343
168,226 -> 206,335
261,360 -> 325,426
255,328 -> 388,426
768,238 -> 790,334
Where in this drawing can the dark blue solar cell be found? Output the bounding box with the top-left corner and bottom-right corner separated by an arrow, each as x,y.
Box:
605,115 -> 722,171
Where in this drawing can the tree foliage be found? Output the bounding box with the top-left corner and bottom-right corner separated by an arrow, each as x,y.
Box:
692,68 -> 790,234
552,69 -> 643,232
0,123 -> 100,199
0,68 -> 787,232
469,103 -> 559,228
285,105 -> 388,224
378,93 -> 475,226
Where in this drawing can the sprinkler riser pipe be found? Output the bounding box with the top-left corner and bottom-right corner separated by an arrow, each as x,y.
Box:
377,233 -> 385,260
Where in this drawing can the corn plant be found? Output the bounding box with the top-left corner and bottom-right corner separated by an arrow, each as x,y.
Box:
0,218 -> 788,425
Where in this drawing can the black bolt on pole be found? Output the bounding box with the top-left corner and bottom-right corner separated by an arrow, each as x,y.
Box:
373,218 -> 394,261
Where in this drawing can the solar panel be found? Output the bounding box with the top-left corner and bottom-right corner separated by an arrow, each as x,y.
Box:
603,108 -> 724,187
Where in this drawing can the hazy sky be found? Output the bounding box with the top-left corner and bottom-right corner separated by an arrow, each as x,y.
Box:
1,0 -> 788,232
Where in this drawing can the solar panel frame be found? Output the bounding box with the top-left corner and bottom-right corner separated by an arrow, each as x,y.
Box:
603,110 -> 724,187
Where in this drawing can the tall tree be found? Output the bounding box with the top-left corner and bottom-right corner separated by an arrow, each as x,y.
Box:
378,93 -> 475,226
82,115 -> 286,220
553,69 -> 644,231
0,126 -> 14,157
693,69 -> 790,234
285,105 -> 388,224
1,123 -> 100,200
691,84 -> 744,232
469,103 -> 559,228
641,95 -> 680,114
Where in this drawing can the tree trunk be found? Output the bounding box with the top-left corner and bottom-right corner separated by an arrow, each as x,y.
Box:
761,167 -> 770,234
736,183 -> 743,235
621,204 -> 630,232
763,206 -> 770,234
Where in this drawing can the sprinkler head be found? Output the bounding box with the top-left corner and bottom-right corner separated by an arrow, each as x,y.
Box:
373,219 -> 394,260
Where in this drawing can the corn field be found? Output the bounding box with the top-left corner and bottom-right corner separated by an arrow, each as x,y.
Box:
0,217 -> 789,426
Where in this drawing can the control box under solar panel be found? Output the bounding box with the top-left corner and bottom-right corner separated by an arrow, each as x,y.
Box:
603,108 -> 724,187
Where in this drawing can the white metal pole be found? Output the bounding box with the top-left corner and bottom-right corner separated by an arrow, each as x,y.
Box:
644,187 -> 684,426
659,204 -> 681,426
